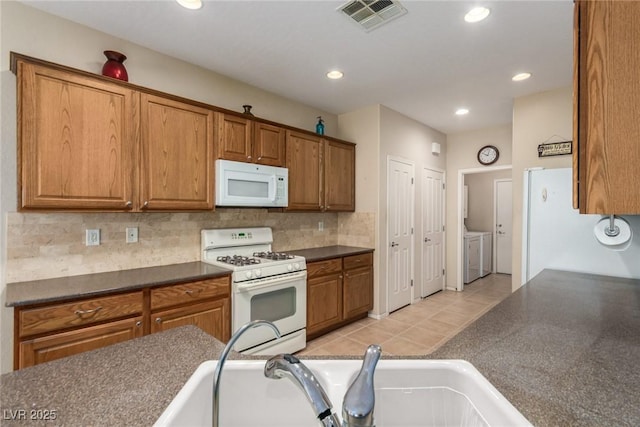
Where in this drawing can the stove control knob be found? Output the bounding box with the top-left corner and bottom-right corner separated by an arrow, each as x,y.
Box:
293,263 -> 300,270
287,264 -> 293,271
245,271 -> 253,279
255,269 -> 262,277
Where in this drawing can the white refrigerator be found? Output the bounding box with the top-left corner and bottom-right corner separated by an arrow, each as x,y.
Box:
522,168 -> 640,283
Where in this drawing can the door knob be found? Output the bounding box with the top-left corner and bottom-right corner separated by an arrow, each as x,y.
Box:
390,242 -> 399,247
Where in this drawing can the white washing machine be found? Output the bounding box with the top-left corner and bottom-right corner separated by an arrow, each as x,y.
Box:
464,234 -> 481,284
465,231 -> 492,282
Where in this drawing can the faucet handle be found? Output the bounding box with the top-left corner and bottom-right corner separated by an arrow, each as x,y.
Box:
342,344 -> 382,427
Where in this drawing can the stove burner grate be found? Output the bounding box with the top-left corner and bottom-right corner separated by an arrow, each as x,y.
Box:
253,251 -> 295,260
216,255 -> 261,266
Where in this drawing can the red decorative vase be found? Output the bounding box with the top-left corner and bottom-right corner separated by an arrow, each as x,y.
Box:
101,50 -> 128,81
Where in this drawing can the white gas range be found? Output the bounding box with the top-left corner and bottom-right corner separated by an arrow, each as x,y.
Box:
201,227 -> 307,355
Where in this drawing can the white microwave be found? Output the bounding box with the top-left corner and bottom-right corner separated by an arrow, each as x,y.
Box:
215,159 -> 288,207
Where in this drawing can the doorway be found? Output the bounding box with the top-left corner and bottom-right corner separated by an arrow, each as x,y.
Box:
387,157 -> 414,312
457,166 -> 512,291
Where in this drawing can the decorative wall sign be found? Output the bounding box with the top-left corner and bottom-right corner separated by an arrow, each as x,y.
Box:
537,141 -> 572,157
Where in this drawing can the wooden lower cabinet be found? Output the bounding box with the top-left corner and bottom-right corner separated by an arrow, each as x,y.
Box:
151,298 -> 230,342
343,266 -> 373,319
306,252 -> 373,340
307,273 -> 343,336
14,275 -> 231,370
18,316 -> 143,369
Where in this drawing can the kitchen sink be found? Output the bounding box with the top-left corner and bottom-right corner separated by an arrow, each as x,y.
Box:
154,359 -> 531,427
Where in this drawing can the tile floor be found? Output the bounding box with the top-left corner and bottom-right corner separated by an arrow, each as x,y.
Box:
297,273 -> 512,357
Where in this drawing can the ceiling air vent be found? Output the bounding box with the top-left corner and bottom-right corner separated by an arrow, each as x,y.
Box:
338,0 -> 407,32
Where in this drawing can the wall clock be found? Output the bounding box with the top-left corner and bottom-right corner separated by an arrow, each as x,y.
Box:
477,145 -> 499,165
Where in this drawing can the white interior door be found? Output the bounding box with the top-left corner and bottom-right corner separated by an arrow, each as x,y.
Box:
495,179 -> 513,274
421,168 -> 444,297
387,158 -> 414,313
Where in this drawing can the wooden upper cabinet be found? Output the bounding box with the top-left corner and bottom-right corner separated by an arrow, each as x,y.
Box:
324,140 -> 355,212
217,113 -> 286,167
216,113 -> 252,163
573,0 -> 640,214
253,122 -> 286,166
17,61 -> 136,210
140,94 -> 214,210
286,130 -> 323,211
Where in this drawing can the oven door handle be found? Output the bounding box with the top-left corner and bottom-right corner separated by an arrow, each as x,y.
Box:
235,271 -> 307,293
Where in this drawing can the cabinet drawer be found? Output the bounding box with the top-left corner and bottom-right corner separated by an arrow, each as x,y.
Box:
307,259 -> 342,278
18,316 -> 144,369
150,276 -> 230,311
19,291 -> 143,338
343,252 -> 373,270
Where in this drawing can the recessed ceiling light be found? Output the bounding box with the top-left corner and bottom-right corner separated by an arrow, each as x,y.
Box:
464,7 -> 490,23
326,70 -> 344,80
176,0 -> 202,10
512,72 -> 532,82
455,108 -> 470,116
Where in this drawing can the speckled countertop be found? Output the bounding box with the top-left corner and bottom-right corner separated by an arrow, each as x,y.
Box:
5,262 -> 231,307
288,245 -> 373,262
2,269 -> 638,426
428,269 -> 640,427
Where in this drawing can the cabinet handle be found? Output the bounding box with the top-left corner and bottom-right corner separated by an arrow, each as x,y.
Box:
142,201 -> 149,209
136,321 -> 142,327
124,201 -> 133,209
257,156 -> 262,160
247,155 -> 252,160
74,306 -> 103,318
345,273 -> 349,277
155,317 -> 162,324
185,289 -> 203,297
339,275 -> 343,279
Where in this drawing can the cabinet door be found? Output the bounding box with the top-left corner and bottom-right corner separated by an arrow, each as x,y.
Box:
324,140 -> 355,212
286,131 -> 323,211
253,122 -> 286,166
151,298 -> 230,342
307,273 -> 343,336
343,266 -> 373,320
140,94 -> 214,210
574,0 -> 640,213
18,316 -> 143,369
17,61 -> 136,210
216,113 -> 253,162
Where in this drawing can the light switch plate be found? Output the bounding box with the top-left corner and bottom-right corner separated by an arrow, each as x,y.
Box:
86,229 -> 100,246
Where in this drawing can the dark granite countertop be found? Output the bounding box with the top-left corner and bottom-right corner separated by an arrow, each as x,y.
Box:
288,245 -> 374,262
5,262 -> 231,307
2,269 -> 638,426
429,269 -> 640,427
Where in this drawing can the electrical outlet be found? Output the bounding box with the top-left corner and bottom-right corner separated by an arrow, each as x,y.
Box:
126,227 -> 138,243
85,229 -> 100,246
318,221 -> 324,232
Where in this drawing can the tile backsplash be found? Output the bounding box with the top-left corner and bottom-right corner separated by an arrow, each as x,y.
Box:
6,209 -> 375,282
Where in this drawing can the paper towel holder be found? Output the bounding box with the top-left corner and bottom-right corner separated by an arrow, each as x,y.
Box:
594,214 -> 633,250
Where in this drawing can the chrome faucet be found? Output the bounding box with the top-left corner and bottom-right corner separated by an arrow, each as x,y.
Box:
264,353 -> 341,427
264,344 -> 382,427
342,344 -> 382,427
212,320 -> 281,427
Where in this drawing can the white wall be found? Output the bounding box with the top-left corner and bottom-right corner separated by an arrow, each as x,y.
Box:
445,125 -> 512,289
379,106 -> 446,309
338,105 -> 447,316
512,86 -> 573,291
